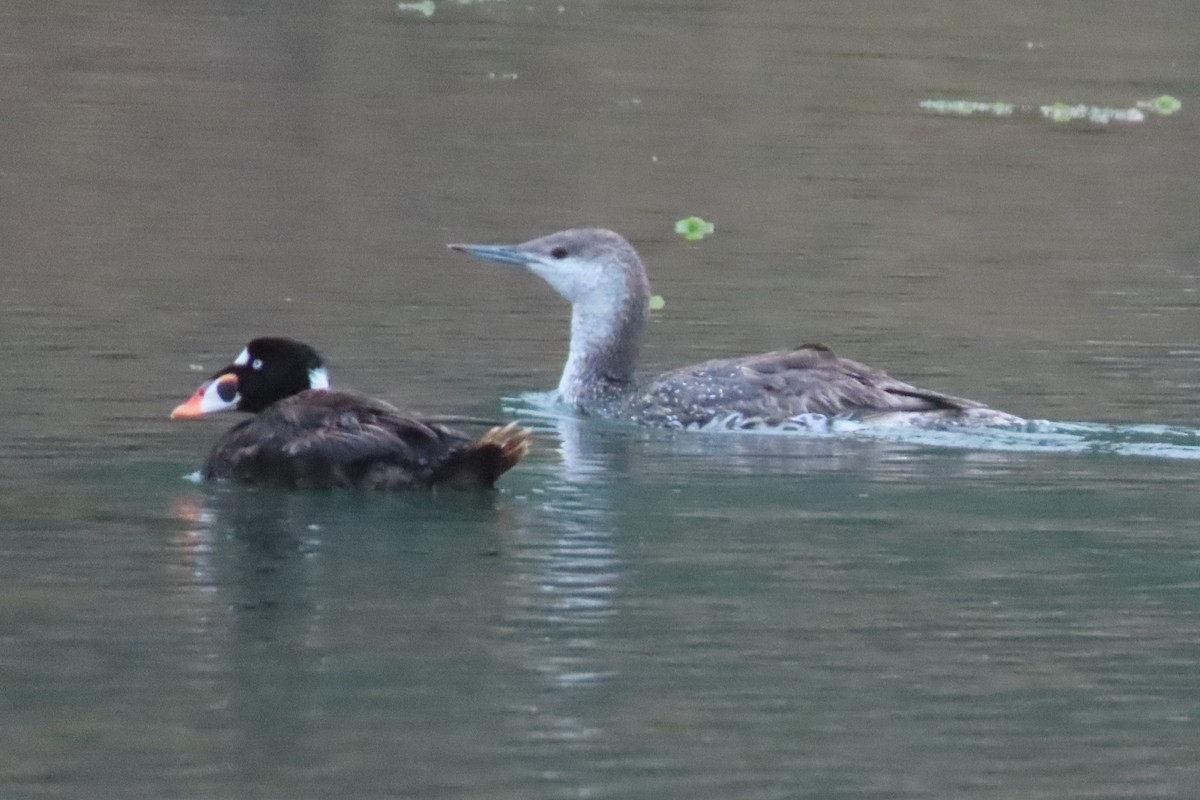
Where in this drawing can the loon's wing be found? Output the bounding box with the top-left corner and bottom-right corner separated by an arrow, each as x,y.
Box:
636,344 -> 985,427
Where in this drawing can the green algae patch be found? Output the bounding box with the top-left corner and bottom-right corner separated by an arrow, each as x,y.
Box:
396,1 -> 436,16
675,216 -> 715,241
397,0 -> 511,15
918,100 -> 1014,117
920,95 -> 1181,126
1138,95 -> 1182,116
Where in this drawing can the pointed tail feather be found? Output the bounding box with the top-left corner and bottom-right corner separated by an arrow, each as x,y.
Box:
430,422 -> 532,489
477,421 -> 532,477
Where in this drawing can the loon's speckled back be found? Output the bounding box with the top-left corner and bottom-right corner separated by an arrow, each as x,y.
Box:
450,229 -> 1018,429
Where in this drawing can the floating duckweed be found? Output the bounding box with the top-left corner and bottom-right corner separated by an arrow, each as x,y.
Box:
674,216 -> 715,241
396,0 -> 436,15
398,0 -> 509,14
1041,102 -> 1075,123
649,295 -> 666,311
922,95 -> 1179,126
918,99 -> 1014,116
1137,94 -> 1182,116
1039,103 -> 1145,124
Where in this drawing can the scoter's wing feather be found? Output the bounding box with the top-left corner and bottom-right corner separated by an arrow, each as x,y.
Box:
633,345 -> 985,427
202,390 -> 475,488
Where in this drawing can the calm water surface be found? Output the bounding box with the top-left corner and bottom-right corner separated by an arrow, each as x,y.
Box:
2,1 -> 1199,797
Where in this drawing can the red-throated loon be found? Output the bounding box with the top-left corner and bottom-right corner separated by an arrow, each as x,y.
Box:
449,229 -> 1019,430
171,336 -> 531,488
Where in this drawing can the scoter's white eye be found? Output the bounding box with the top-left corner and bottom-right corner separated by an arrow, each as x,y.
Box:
251,358 -> 263,371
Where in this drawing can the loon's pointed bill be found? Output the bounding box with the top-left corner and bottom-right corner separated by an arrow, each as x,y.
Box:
447,243 -> 536,267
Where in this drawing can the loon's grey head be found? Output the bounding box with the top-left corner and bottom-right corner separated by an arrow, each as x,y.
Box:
449,228 -> 652,406
448,228 -> 650,312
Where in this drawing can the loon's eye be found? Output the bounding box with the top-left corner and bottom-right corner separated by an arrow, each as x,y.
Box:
550,247 -> 569,260
251,358 -> 264,371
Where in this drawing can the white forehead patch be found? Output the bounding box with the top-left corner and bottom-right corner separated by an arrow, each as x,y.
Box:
233,347 -> 251,366
308,367 -> 331,390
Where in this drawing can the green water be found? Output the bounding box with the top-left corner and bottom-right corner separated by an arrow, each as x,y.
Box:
2,0 -> 1199,797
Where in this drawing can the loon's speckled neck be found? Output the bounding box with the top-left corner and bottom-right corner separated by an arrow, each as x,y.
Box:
558,255 -> 648,410
450,228 -> 650,414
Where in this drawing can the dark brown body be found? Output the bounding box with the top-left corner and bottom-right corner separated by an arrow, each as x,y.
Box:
201,389 -> 529,490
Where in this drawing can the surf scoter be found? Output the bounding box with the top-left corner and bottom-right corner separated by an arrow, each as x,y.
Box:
449,228 -> 1019,429
171,337 -> 530,489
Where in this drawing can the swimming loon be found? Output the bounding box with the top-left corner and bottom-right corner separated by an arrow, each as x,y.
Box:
449,229 -> 1018,429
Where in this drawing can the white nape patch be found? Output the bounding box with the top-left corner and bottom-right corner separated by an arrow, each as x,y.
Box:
308,367 -> 331,390
183,470 -> 204,484
233,347 -> 251,366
